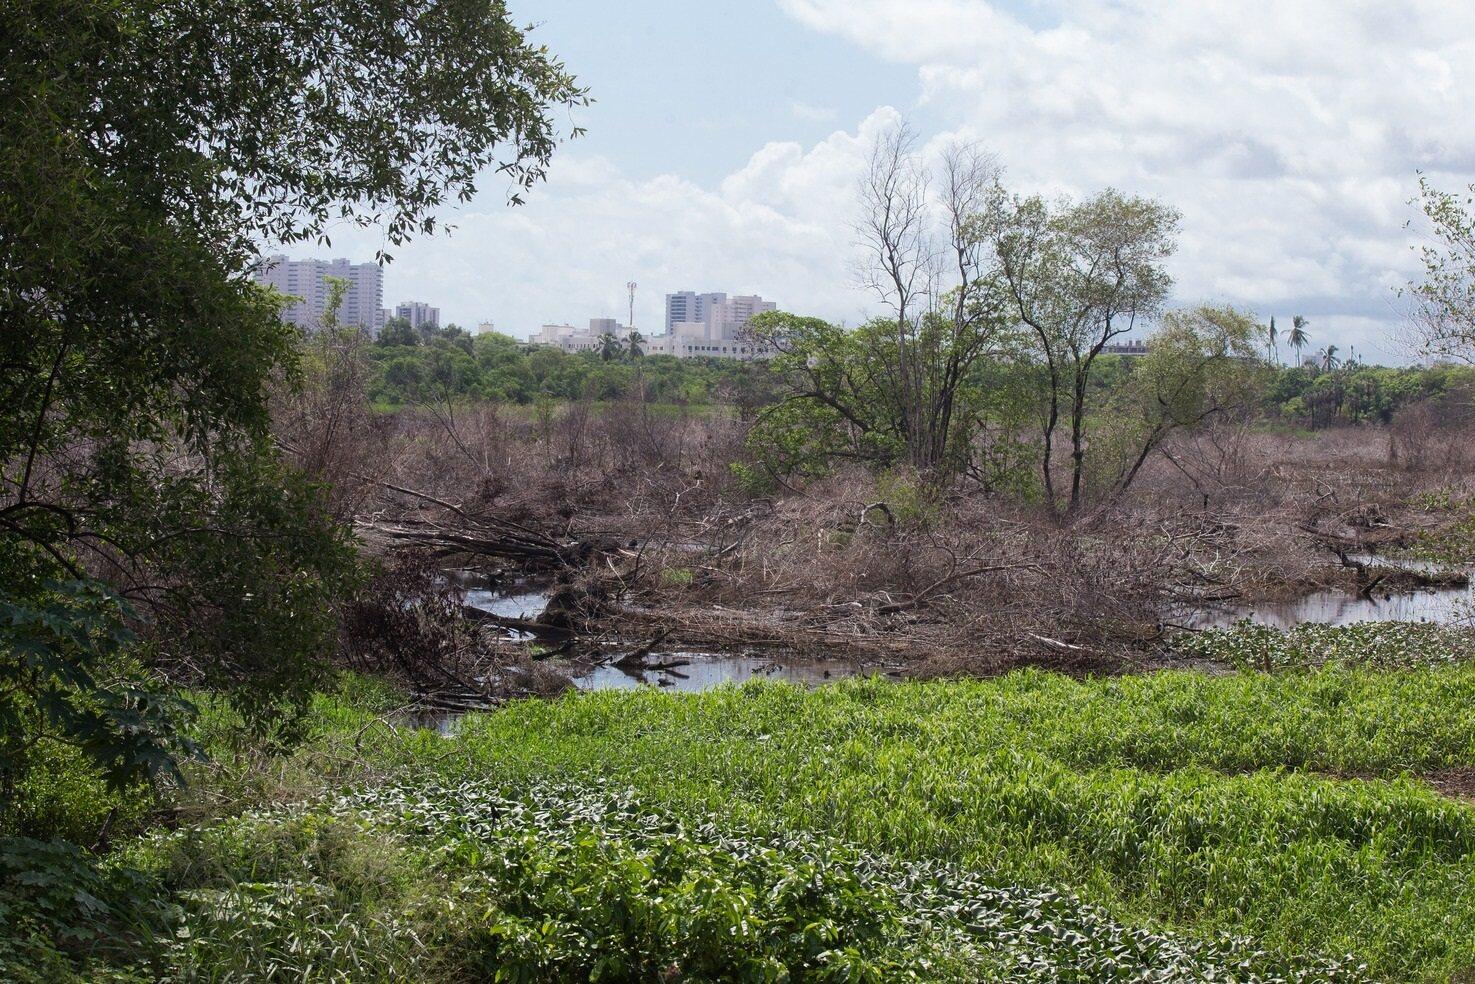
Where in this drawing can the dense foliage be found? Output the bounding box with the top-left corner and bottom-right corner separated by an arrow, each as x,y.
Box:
8,649 -> 1475,979
365,327 -> 782,409
0,0 -> 582,811
746,303 -> 1262,504
1264,360 -> 1475,427
5,776 -> 1374,981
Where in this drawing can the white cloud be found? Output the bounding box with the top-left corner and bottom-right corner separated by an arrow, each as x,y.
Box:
772,0 -> 1475,357
789,99 -> 839,123
325,111 -> 901,337
322,2 -> 1474,361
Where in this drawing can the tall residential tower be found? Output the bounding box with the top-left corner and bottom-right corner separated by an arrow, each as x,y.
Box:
254,255 -> 386,332
649,290 -> 777,359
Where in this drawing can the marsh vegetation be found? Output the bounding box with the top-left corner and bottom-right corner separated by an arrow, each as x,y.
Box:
9,1 -> 1475,980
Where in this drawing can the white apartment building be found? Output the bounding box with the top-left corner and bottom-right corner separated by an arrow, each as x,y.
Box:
533,319 -> 628,354
664,292 -> 727,332
254,255 -> 386,332
647,291 -> 778,359
395,301 -> 440,331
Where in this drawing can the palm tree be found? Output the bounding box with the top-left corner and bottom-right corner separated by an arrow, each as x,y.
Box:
597,332 -> 623,362
1318,344 -> 1340,372
625,330 -> 645,359
1287,315 -> 1310,367
1266,316 -> 1278,364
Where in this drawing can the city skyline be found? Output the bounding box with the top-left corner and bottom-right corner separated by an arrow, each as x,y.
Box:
251,256 -> 783,344
534,290 -> 778,359
277,1 -> 1475,364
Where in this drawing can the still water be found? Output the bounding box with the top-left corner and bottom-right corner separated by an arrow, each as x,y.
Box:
567,651 -> 879,692
1187,554 -> 1473,630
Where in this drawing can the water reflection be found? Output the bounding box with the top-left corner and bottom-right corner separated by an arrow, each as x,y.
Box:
1189,583 -> 1474,630
567,651 -> 877,692
463,585 -> 550,620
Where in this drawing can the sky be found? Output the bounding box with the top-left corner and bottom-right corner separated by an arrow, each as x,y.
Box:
316,0 -> 1475,362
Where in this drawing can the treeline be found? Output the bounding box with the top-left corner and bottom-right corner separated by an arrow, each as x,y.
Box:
363,318 -> 1475,433
1264,362 -> 1475,427
365,320 -> 780,407
1088,355 -> 1475,429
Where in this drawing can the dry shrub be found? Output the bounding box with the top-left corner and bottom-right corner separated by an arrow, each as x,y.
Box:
339,396 -> 1475,677
1390,390 -> 1475,477
620,467 -> 1180,668
274,329 -> 394,519
339,554 -> 475,688
367,398 -> 748,533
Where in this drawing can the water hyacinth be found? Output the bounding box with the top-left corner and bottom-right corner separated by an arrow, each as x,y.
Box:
1176,620 -> 1475,671
139,779 -> 1370,982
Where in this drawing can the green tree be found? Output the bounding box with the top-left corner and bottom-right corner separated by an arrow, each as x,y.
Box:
626,330 -> 646,359
377,317 -> 419,347
1287,315 -> 1311,367
1407,176 -> 1475,363
0,0 -> 584,799
984,187 -> 1180,516
598,332 -> 624,362
1103,306 -> 1263,497
744,314 -> 911,477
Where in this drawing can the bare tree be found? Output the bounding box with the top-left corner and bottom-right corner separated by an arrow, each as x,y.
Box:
854,123 -> 1009,473
1407,176 -> 1475,364
857,123 -> 930,463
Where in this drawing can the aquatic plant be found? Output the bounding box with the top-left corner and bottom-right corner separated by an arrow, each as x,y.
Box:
1176,619 -> 1475,671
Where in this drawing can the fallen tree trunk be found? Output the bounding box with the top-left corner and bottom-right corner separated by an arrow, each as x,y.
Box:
360,515 -> 627,571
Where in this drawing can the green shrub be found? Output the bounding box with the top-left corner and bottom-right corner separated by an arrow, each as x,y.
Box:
119,781 -> 1368,981
659,567 -> 694,588
0,837 -> 164,982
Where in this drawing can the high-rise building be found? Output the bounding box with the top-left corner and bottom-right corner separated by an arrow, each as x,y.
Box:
648,290 -> 778,359
253,255 -> 385,332
395,301 -> 440,331
664,291 -> 728,332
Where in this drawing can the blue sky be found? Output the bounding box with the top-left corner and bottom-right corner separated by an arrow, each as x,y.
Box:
318,0 -> 1475,363
524,1 -> 928,185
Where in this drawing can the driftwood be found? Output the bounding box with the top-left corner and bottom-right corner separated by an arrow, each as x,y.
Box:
364,516 -> 624,570
359,479 -> 628,571
461,606 -> 570,640
612,630 -> 672,668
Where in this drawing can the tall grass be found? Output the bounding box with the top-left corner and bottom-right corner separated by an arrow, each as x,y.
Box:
402,668 -> 1475,980
12,664 -> 1475,980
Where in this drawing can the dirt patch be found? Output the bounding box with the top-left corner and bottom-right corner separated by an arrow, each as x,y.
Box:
1426,768 -> 1475,802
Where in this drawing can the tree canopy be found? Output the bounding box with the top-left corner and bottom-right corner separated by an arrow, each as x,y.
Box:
0,0 -> 585,796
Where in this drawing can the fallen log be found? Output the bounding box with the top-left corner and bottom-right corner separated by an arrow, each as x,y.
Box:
461,606 -> 571,639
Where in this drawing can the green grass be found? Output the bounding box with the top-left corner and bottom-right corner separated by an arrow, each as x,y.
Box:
105,779 -> 1365,982
404,668 -> 1475,981
11,662 -> 1475,980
